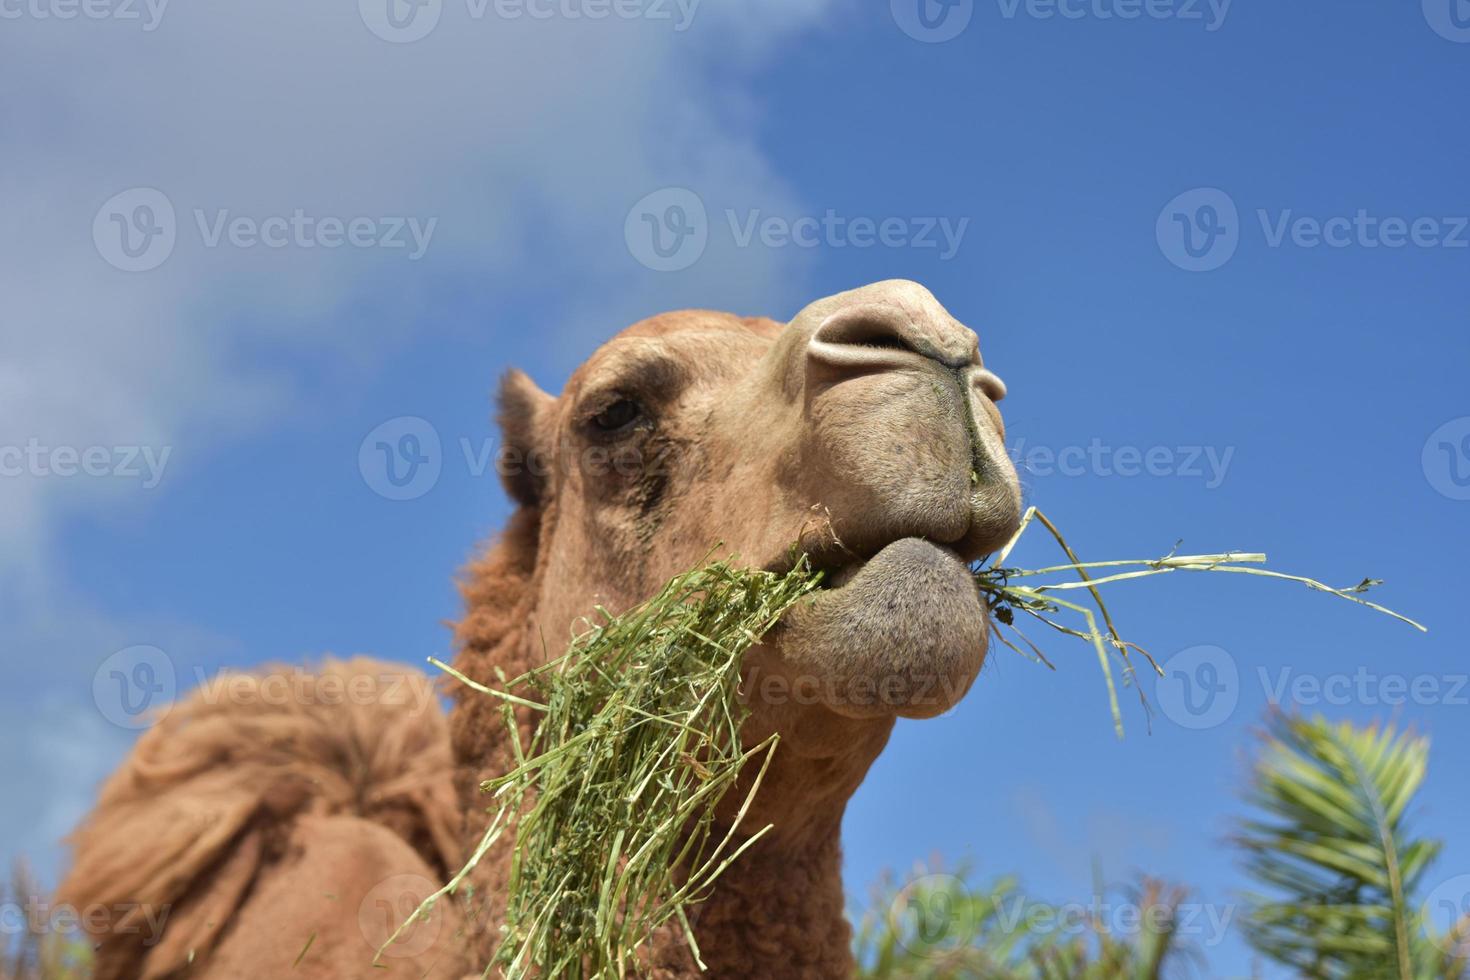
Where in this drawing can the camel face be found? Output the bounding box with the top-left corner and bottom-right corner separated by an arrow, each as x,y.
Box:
500,280 -> 1021,734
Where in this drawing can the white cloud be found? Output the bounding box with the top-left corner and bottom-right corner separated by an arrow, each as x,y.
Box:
0,0 -> 835,578
0,0 -> 835,877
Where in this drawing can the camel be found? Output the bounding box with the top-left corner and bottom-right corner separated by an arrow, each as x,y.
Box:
58,279 -> 1022,979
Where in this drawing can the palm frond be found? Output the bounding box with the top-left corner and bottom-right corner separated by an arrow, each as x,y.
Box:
852,866 -> 1195,979
1235,713 -> 1464,979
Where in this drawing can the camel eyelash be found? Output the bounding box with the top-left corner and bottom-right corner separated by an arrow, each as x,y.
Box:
591,398 -> 642,433
578,391 -> 634,419
578,355 -> 687,417
574,391 -> 654,439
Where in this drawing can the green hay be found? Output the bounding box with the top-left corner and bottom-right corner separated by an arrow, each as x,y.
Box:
385,555 -> 823,978
387,509 -> 1424,977
975,507 -> 1426,738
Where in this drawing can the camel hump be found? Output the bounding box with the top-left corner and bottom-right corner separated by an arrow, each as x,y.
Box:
56,656 -> 469,980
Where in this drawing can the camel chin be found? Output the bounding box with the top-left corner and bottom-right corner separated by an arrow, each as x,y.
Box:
775,536 -> 990,720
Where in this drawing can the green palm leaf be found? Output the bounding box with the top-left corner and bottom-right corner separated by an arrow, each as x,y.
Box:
852,868 -> 1193,979
1235,713 -> 1465,979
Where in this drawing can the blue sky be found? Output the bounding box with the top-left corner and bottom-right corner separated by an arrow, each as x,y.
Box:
3,1 -> 1468,975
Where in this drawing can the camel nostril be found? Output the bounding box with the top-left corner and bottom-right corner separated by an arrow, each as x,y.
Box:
814,313 -> 921,356
806,303 -> 979,377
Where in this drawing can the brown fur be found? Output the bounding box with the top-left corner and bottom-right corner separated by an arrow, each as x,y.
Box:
60,280 -> 1023,979
57,659 -> 467,979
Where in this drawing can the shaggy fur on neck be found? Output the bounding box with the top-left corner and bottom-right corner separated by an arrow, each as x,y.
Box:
446,504 -> 859,979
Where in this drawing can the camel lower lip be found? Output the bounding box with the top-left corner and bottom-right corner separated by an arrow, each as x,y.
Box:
774,536 -> 990,720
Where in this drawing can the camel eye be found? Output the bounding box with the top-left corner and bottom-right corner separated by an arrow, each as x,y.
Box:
591,398 -> 641,433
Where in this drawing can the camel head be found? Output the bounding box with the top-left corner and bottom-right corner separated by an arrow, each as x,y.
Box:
481,279 -> 1020,838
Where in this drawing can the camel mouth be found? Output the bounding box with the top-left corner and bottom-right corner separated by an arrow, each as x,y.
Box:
767,506 -> 1004,587
802,536 -> 962,590
763,536 -> 990,720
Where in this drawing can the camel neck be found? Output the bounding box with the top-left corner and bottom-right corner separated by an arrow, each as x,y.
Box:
678,818 -> 854,980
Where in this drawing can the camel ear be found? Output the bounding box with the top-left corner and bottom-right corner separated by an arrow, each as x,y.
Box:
496,369 -> 556,508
